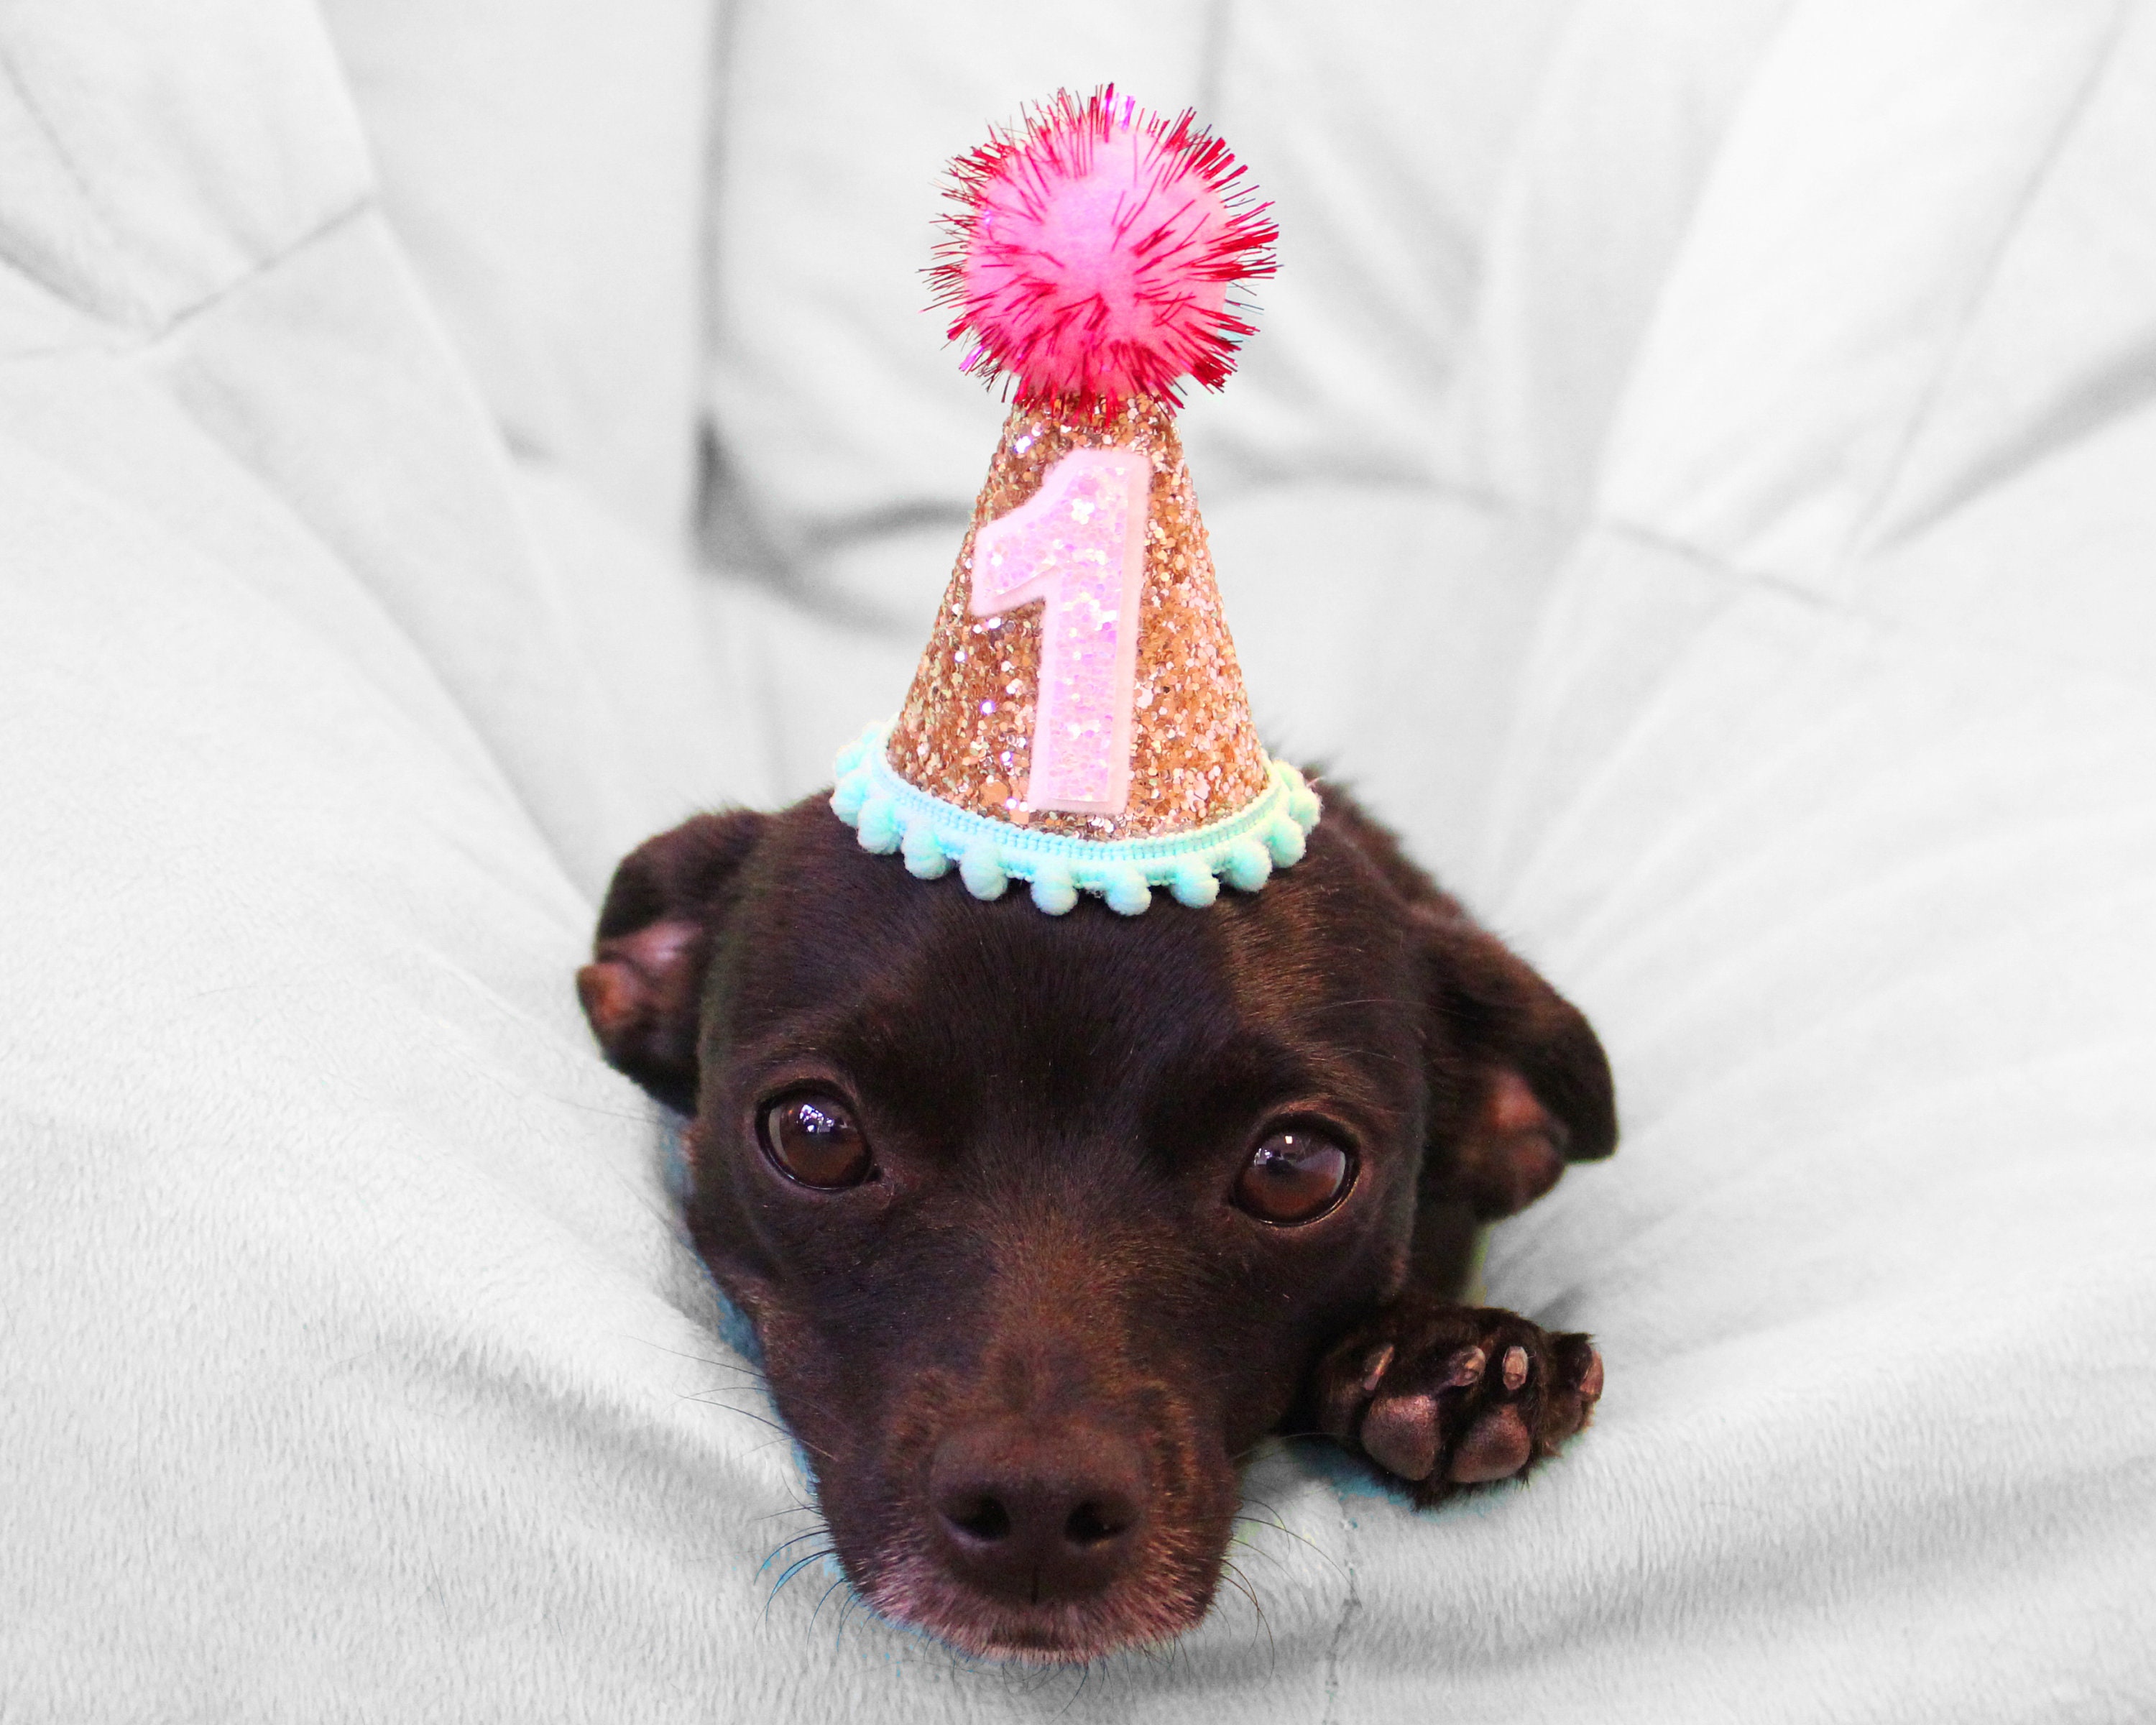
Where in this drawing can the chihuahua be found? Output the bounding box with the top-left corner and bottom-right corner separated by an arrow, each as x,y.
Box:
578,778 -> 1613,1662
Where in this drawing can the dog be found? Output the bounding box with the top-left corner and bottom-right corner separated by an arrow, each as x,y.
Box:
578,776 -> 1614,1662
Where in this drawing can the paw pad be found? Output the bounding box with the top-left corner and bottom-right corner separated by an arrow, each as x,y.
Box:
1449,1407 -> 1533,1484
1314,1307 -> 1606,1501
1361,1392 -> 1442,1482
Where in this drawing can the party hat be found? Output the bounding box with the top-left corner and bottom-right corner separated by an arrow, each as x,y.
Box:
831,88 -> 1320,916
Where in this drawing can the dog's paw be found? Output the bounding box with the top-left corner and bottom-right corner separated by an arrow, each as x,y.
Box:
1314,1302 -> 1602,1502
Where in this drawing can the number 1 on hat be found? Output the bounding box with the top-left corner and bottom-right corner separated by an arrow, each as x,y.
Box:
968,449 -> 1151,816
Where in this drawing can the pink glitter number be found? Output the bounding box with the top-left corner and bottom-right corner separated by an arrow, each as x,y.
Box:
969,448 -> 1151,814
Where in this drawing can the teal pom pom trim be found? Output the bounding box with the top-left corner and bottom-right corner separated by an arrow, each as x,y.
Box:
903,819 -> 952,879
856,794 -> 901,855
959,840 -> 1010,900
1169,860 -> 1220,908
1102,866 -> 1151,916
1220,839 -> 1272,893
1264,814 -> 1307,868
1029,862 -> 1079,915
829,766 -> 872,822
829,722 -> 1322,917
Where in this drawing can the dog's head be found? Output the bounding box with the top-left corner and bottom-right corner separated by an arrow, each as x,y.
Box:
579,788 -> 1612,1662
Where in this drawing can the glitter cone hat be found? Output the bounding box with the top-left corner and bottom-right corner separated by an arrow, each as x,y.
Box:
831,88 -> 1320,916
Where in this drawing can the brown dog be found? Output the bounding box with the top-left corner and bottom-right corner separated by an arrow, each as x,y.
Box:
579,778 -> 1613,1662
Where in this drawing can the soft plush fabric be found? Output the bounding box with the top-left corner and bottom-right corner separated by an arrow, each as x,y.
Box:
4,1 -> 2152,1720
316,0 -> 717,554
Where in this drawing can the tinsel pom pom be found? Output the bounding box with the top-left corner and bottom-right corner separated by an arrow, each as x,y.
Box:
929,85 -> 1277,408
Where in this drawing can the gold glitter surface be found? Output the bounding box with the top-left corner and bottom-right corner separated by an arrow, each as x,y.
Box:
888,397 -> 1270,840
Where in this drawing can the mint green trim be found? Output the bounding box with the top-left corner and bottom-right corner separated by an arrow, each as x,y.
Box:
829,721 -> 1322,916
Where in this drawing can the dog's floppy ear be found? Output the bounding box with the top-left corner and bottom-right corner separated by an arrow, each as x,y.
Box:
1418,908 -> 1618,1220
576,811 -> 768,1113
1314,786 -> 1615,1219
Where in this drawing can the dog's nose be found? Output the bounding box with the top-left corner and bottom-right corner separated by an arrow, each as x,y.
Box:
928,1417 -> 1147,1603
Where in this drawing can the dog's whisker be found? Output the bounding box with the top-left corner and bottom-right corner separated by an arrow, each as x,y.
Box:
680,1388 -> 751,1408
1231,1504 -> 1347,1577
674,1362 -> 855,1440
833,1583 -> 872,1654
685,1396 -> 839,1464
745,1501 -> 824,1524
1238,1523 -> 1345,1578
695,1361 -> 775,1383
691,1360 -> 775,1384
1217,1558 -> 1276,1675
1230,1430 -> 1330,1463
1225,1528 -> 1295,1575
763,1547 -> 836,1620
809,1573 -> 852,1632
1052,1660 -> 1091,1718
1219,1558 -> 1264,1608
628,1335 -> 779,1384
681,1392 -> 817,1448
755,1525 -> 835,1576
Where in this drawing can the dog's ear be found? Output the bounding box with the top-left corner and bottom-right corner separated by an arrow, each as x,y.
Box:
1419,909 -> 1617,1220
576,811 -> 768,1113
1310,784 -> 1615,1220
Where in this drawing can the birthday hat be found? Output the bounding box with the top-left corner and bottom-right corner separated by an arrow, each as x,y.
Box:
831,88 -> 1320,916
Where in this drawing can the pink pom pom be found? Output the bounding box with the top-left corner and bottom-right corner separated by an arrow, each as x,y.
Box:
930,87 -> 1278,409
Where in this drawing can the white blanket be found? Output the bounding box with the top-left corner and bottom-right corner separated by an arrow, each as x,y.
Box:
4,1 -> 2152,1719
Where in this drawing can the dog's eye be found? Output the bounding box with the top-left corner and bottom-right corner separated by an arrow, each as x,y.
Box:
1233,1128 -> 1353,1225
759,1092 -> 873,1190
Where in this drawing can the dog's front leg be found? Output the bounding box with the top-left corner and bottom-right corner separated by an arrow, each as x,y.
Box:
1309,1297 -> 1603,1502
